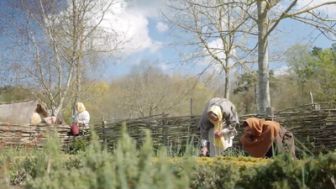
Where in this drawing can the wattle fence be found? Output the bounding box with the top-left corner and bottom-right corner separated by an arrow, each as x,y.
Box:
0,103 -> 335,154
94,103 -> 336,154
95,114 -> 200,151
0,123 -> 72,149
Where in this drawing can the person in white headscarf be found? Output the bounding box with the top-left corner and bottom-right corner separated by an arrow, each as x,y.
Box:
199,97 -> 239,157
74,102 -> 90,129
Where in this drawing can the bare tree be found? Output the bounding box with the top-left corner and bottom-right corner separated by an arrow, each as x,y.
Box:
169,0 -> 336,113
253,0 -> 336,113
94,61 -> 208,119
4,0 -> 122,116
119,63 -> 189,118
168,0 -> 255,99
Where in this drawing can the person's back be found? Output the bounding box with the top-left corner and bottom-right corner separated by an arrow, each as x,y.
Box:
199,97 -> 239,156
240,117 -> 296,158
77,110 -> 90,128
75,102 -> 90,129
274,126 -> 296,158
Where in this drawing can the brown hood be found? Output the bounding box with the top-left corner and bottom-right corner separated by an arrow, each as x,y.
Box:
240,117 -> 280,158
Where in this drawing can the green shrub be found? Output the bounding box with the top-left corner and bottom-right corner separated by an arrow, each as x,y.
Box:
237,152 -> 336,189
4,129 -> 336,189
11,128 -> 191,189
184,152 -> 336,189
67,137 -> 90,154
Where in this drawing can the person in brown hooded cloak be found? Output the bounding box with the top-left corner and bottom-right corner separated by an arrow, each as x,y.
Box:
240,117 -> 296,158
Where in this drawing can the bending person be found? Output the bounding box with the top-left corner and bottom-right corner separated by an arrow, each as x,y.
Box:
199,97 -> 239,157
240,117 -> 295,158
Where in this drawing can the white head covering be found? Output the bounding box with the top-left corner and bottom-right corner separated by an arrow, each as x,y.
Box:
76,102 -> 86,113
207,105 -> 222,124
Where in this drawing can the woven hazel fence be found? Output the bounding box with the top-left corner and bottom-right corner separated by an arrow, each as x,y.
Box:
95,114 -> 201,151
95,103 -> 336,154
274,104 -> 336,154
0,103 -> 335,154
0,123 -> 74,149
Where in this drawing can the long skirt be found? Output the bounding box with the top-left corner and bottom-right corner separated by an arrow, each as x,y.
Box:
208,127 -> 235,157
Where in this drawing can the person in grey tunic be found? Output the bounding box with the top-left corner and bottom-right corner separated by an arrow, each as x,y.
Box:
199,97 -> 239,157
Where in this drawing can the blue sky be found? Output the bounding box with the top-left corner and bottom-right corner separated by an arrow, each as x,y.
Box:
96,0 -> 336,81
94,0 -> 204,81
1,0 -> 336,82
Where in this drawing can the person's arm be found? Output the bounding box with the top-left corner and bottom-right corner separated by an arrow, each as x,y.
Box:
199,112 -> 212,156
199,114 -> 211,147
222,127 -> 237,137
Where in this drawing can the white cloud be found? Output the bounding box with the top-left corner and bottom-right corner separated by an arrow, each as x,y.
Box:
57,0 -> 163,56
156,22 -> 168,33
208,38 -> 226,60
96,1 -> 162,55
192,37 -> 242,77
207,38 -> 237,62
191,39 -> 227,74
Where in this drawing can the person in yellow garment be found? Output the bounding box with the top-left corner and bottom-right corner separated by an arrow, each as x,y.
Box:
240,117 -> 296,158
199,97 -> 239,157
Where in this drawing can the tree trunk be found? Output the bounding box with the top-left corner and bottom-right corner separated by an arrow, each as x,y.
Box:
75,62 -> 81,103
257,0 -> 271,114
224,69 -> 230,99
54,65 -> 74,117
223,55 -> 230,99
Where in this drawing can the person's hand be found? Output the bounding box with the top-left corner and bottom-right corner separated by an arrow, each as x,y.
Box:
231,127 -> 238,136
44,116 -> 57,125
200,146 -> 208,156
214,130 -> 223,138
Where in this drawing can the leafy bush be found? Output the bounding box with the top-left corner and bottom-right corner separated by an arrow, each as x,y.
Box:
187,153 -> 336,189
8,129 -> 192,189
67,137 -> 90,154
3,129 -> 336,189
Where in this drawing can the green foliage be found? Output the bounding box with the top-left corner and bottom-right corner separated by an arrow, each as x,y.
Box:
3,129 -> 336,189
187,153 -> 336,189
237,153 -> 336,189
165,136 -> 199,157
191,163 -> 241,189
232,72 -> 258,114
6,128 -> 193,189
67,137 -> 90,154
286,44 -> 336,102
304,152 -> 336,189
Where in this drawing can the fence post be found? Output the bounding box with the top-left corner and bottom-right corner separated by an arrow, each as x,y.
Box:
102,120 -> 107,148
190,98 -> 193,116
162,113 -> 168,146
266,107 -> 274,121
189,98 -> 193,135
